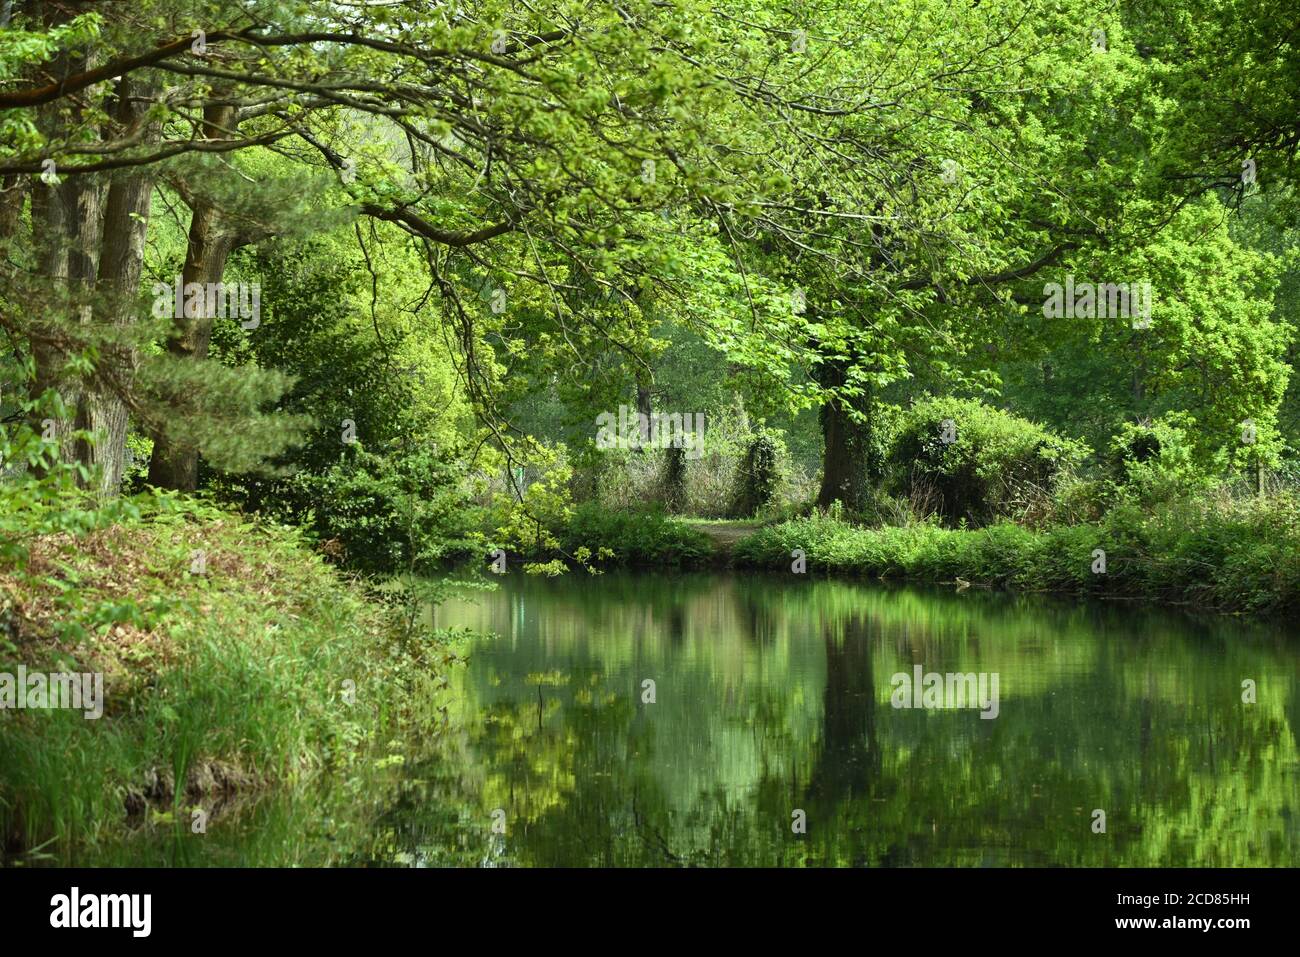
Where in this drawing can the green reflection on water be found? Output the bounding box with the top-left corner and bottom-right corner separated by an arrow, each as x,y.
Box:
65,572 -> 1300,867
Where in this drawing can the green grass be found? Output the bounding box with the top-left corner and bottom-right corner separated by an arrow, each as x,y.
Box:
731,493 -> 1300,616
0,492 -> 458,860
558,504 -> 714,567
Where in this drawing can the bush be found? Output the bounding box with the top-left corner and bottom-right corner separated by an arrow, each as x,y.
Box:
884,397 -> 1088,527
731,492 -> 1300,615
560,504 -> 712,567
287,444 -> 480,575
572,444 -> 667,512
574,395 -> 807,519
676,394 -> 762,517
730,428 -> 782,517
663,445 -> 687,513
1107,413 -> 1212,506
1038,473 -> 1111,526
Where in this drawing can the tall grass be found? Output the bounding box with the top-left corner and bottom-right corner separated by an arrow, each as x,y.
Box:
558,504 -> 714,567
732,492 -> 1300,615
1,495 -> 456,859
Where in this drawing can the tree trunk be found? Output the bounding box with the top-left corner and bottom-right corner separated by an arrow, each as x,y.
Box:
76,76 -> 159,497
815,358 -> 874,514
0,175 -> 23,240
26,18 -> 104,476
28,168 -> 104,472
146,103 -> 238,492
26,177 -> 67,462
636,375 -> 653,423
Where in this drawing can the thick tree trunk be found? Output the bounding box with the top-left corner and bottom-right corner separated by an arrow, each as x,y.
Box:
28,181 -> 68,452
28,172 -> 103,472
815,358 -> 874,514
636,376 -> 652,423
0,175 -> 23,239
76,76 -> 159,497
26,17 -> 104,476
147,104 -> 238,492
144,223 -> 236,491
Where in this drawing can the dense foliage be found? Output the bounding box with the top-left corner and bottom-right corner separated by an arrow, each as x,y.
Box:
558,504 -> 713,568
3,0 -> 1300,863
733,494 -> 1300,615
884,398 -> 1088,527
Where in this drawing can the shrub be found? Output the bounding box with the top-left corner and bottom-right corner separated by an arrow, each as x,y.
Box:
663,445 -> 687,513
1107,413 -> 1212,506
1038,473 -> 1111,526
572,443 -> 666,512
730,428 -> 782,517
483,442 -> 577,558
560,504 -> 712,567
574,395 -> 806,519
288,444 -> 480,575
884,397 -> 1088,527
731,492 -> 1300,615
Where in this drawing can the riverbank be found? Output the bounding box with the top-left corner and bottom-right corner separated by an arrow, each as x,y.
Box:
551,496 -> 1300,616
728,495 -> 1300,616
0,493 -> 459,861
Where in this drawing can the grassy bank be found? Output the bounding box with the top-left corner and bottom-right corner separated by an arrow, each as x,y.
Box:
731,495 -> 1300,616
548,504 -> 713,568
0,492 -> 458,860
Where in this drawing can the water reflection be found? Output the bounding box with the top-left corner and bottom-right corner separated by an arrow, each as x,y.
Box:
375,572 -> 1299,867
64,572 -> 1300,866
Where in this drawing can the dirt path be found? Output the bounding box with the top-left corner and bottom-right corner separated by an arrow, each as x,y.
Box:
691,522 -> 762,556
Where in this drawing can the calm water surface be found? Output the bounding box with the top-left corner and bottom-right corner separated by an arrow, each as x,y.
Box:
418,572 -> 1299,866
71,572 -> 1300,866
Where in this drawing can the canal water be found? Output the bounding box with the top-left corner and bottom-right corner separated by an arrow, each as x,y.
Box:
69,571 -> 1300,866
